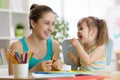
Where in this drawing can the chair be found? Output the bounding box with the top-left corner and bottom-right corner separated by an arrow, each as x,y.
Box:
62,39 -> 78,70
105,39 -> 113,65
62,39 -> 113,70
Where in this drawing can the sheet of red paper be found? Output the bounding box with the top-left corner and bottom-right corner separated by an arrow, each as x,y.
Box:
46,76 -> 110,80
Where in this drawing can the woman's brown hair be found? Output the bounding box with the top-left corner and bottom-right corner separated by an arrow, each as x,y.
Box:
29,4 -> 56,29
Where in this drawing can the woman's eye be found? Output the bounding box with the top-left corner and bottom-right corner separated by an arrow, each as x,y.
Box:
44,21 -> 55,26
52,22 -> 55,26
45,21 -> 50,25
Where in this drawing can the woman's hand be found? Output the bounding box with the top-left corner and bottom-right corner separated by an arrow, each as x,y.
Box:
52,59 -> 63,71
39,60 -> 53,71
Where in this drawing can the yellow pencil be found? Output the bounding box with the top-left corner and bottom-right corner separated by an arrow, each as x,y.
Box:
52,53 -> 56,61
7,50 -> 18,64
27,51 -> 33,63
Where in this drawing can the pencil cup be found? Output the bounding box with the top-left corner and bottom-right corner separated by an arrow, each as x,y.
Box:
13,63 -> 28,79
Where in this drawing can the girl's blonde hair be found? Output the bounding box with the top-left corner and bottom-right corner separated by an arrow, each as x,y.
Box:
77,16 -> 109,46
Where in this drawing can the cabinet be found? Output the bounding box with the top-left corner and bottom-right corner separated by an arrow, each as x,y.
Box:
0,0 -> 30,48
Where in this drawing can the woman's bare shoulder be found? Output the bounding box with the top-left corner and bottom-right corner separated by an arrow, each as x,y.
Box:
9,40 -> 23,53
52,39 -> 59,46
52,39 -> 60,54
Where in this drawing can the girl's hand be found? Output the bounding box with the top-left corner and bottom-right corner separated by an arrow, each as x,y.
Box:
67,51 -> 77,63
39,60 -> 53,71
67,52 -> 80,66
67,52 -> 75,61
71,38 -> 80,48
52,59 -> 63,71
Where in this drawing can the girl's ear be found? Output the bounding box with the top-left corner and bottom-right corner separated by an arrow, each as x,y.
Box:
90,27 -> 97,36
30,20 -> 36,29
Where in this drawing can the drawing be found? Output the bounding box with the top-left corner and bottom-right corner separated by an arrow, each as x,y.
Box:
106,5 -> 120,50
107,5 -> 120,39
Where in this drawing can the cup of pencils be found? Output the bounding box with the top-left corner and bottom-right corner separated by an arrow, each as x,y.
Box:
6,50 -> 33,79
13,63 -> 28,78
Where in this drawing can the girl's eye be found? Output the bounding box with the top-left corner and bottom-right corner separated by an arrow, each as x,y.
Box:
79,27 -> 83,30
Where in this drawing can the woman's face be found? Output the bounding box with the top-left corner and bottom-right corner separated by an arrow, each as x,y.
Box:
32,12 -> 55,39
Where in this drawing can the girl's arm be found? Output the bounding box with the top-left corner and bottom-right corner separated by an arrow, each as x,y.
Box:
72,38 -> 105,65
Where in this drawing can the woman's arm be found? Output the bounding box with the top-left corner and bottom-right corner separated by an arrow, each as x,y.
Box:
52,39 -> 63,70
29,60 -> 53,72
8,41 -> 23,75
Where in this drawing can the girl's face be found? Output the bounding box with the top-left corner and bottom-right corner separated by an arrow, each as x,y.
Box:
77,22 -> 96,43
32,12 -> 55,39
77,22 -> 89,43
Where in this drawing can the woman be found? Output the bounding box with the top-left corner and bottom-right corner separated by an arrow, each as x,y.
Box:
9,4 -> 62,75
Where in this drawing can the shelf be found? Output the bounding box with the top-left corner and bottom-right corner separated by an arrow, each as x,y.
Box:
11,11 -> 28,15
0,40 -> 10,48
11,13 -> 29,37
0,37 -> 21,40
0,0 -> 9,10
10,0 -> 28,12
0,37 -> 11,40
0,0 -> 29,48
0,9 -> 9,12
0,12 -> 10,37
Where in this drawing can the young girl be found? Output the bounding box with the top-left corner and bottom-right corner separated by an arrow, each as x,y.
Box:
67,16 -> 109,71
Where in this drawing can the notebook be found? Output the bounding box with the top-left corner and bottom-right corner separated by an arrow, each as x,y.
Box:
32,71 -> 75,78
32,71 -> 98,78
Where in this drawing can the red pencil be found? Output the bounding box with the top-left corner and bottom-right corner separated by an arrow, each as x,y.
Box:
14,53 -> 20,64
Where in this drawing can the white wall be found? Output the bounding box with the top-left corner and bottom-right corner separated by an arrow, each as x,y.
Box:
29,0 -> 62,17
64,0 -> 114,38
29,0 -> 115,38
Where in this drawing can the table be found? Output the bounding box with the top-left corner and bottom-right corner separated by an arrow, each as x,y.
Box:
0,75 -> 109,80
0,71 -> 120,80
